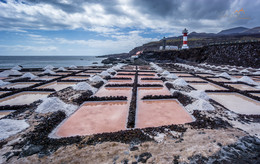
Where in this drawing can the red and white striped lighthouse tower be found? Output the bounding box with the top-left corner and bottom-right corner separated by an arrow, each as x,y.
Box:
182,28 -> 189,49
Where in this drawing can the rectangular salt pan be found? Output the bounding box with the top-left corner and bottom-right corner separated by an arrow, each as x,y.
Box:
136,99 -> 193,128
228,84 -> 258,91
208,92 -> 260,115
63,76 -> 89,80
1,82 -> 38,89
95,87 -> 132,98
137,87 -> 171,100
55,101 -> 129,137
181,77 -> 206,82
189,83 -> 227,91
0,92 -> 51,106
38,82 -> 76,91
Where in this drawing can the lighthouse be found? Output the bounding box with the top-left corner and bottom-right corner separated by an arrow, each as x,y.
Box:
182,28 -> 189,49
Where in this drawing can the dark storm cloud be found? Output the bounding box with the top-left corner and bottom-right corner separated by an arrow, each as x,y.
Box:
0,0 -> 260,33
25,0 -> 86,13
132,0 -> 232,19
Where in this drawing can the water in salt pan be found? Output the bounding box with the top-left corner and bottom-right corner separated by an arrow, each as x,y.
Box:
38,82 -> 76,91
55,101 -> 129,137
63,76 -> 89,80
189,83 -> 227,91
137,87 -> 171,100
77,72 -> 97,76
95,87 -> 132,98
0,92 -> 51,106
196,74 -> 213,77
1,82 -> 38,89
0,110 -> 15,118
136,99 -> 193,128
251,93 -> 260,97
228,84 -> 258,91
181,77 -> 206,82
139,79 -> 163,84
35,76 -> 60,81
108,79 -> 133,84
207,77 -> 230,82
208,92 -> 260,115
174,73 -> 193,77
0,91 -> 9,95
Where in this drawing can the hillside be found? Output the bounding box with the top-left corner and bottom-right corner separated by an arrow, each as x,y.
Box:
140,42 -> 260,68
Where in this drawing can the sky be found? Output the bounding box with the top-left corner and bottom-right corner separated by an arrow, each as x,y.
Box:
0,0 -> 259,56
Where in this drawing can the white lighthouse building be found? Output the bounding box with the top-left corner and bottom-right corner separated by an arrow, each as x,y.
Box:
182,28 -> 189,49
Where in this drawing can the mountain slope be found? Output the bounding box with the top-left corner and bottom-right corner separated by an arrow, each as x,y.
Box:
218,27 -> 249,35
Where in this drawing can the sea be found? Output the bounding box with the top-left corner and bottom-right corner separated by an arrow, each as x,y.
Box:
0,56 -> 104,69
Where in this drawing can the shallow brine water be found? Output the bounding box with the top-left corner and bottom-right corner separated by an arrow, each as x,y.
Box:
208,92 -> 260,115
55,101 -> 129,137
136,99 -> 193,128
189,83 -> 227,91
0,92 -> 51,106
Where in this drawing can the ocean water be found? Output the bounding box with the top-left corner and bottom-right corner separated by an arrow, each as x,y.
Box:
0,56 -> 104,69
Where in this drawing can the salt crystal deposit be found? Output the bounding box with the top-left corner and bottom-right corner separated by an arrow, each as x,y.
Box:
73,82 -> 97,93
21,72 -> 38,80
36,97 -> 78,116
0,119 -> 29,140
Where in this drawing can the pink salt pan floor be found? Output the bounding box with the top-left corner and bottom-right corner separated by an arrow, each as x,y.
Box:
138,79 -> 163,85
207,77 -> 231,82
189,83 -> 227,91
56,101 -> 129,137
136,99 -> 193,129
1,82 -> 38,89
251,93 -> 260,98
95,87 -> 132,98
208,92 -> 260,115
37,82 -> 76,91
181,77 -> 206,82
108,79 -> 133,84
63,76 -> 89,80
0,92 -> 51,106
228,84 -> 258,91
137,87 -> 171,100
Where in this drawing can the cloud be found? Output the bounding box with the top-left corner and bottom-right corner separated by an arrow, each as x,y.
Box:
0,45 -> 58,52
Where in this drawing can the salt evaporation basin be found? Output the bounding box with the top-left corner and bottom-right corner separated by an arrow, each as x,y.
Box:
138,72 -> 156,75
63,76 -> 89,80
174,73 -> 193,77
95,87 -> 132,98
189,83 -> 227,91
37,82 -> 76,91
251,93 -> 260,97
108,79 -> 133,84
228,84 -> 258,91
196,73 -> 213,77
77,72 -> 96,76
181,77 -> 206,82
35,76 -> 60,81
0,92 -> 51,106
0,91 -> 9,95
0,110 -> 15,118
207,77 -> 230,82
136,99 -> 193,129
139,79 -> 163,84
208,92 -> 260,115
1,82 -> 38,89
137,87 -> 171,100
55,101 -> 129,137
